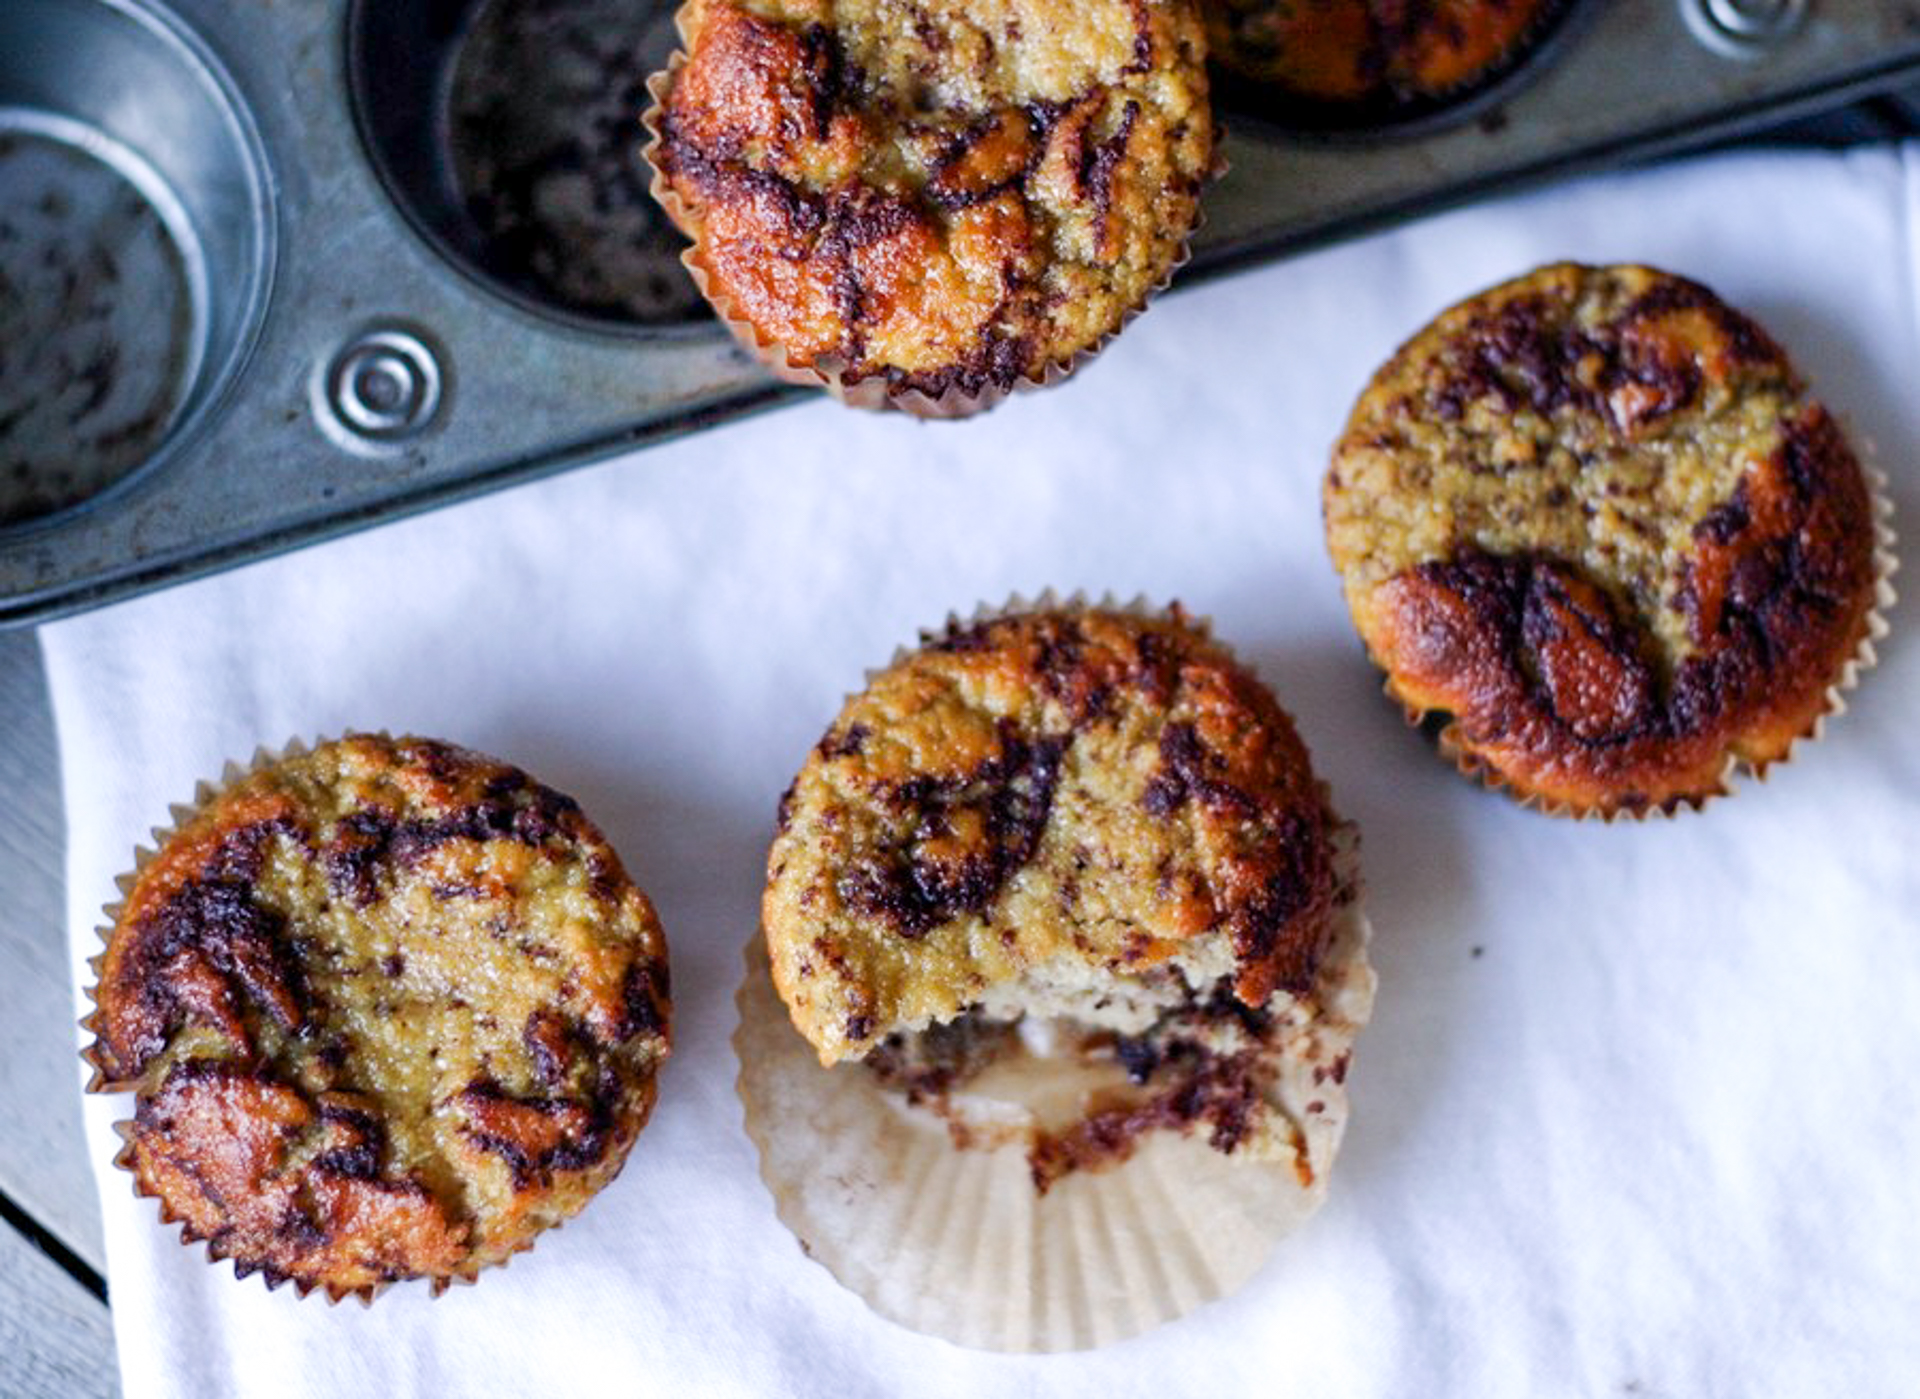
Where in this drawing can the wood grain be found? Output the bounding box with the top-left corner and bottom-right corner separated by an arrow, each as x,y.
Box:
0,629 -> 118,1393
0,1205 -> 118,1397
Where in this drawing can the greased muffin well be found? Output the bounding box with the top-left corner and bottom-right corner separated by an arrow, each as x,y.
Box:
87,734 -> 671,1297
1325,263 -> 1885,815
1206,0 -> 1567,122
648,0 -> 1215,411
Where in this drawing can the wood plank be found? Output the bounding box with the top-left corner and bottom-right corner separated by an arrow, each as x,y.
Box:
0,628 -> 106,1270
0,1223 -> 119,1398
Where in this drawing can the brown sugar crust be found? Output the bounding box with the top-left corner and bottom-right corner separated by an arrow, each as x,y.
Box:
651,0 -> 1214,400
1205,0 -> 1561,113
1325,263 -> 1880,815
762,605 -> 1340,1065
88,735 -> 672,1296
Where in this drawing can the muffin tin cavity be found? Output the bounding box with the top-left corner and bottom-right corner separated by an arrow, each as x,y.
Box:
349,0 -> 705,332
0,0 -> 272,530
1206,0 -> 1588,140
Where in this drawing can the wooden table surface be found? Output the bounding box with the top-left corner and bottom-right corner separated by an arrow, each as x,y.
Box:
1,629 -> 118,1398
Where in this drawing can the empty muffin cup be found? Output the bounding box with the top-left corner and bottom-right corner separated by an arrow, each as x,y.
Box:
348,0 -> 707,333
0,0 -> 274,529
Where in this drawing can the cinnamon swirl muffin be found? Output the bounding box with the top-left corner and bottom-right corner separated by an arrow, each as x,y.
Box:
763,602 -> 1368,1183
746,602 -> 1372,1347
86,734 -> 672,1298
1206,0 -> 1568,126
1324,263 -> 1887,816
646,0 -> 1215,414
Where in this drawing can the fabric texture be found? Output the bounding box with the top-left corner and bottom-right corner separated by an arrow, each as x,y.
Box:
44,144 -> 1920,1398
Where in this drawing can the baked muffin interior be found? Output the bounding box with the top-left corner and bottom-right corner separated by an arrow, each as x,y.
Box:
858,911 -> 1358,1192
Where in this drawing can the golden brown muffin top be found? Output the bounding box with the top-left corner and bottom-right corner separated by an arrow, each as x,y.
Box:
1206,0 -> 1560,113
89,734 -> 671,1295
1325,263 -> 1880,814
763,606 -> 1340,1065
652,0 -> 1214,399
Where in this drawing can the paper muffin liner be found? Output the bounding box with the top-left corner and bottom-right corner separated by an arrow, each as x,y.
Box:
639,12 -> 1212,420
80,733 -> 644,1304
736,859 -> 1372,1351
1389,462 -> 1897,822
885,587 -> 1224,674
738,593 -> 1375,1349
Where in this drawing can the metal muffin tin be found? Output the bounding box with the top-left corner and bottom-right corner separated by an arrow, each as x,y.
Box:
2,0 -> 1918,627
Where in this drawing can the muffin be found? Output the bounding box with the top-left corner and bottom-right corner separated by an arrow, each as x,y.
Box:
747,601 -> 1374,1349
84,734 -> 672,1298
1205,0 -> 1568,127
1324,263 -> 1890,816
645,0 -> 1215,415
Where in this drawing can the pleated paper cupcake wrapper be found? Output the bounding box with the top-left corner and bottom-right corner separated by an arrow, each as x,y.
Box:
82,734 -> 575,1304
890,587 -> 1221,675
639,17 -> 1213,421
741,593 -> 1373,1349
1383,462 -> 1897,822
735,855 -> 1373,1353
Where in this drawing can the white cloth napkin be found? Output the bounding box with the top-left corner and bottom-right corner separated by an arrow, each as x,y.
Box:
45,144 -> 1920,1399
